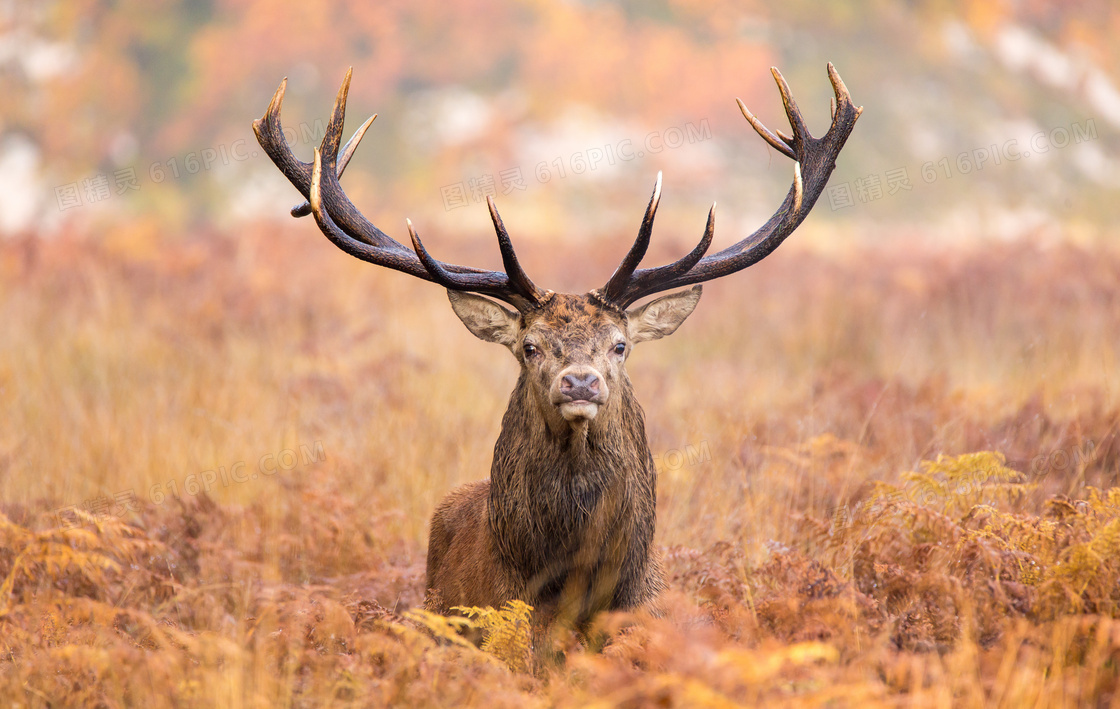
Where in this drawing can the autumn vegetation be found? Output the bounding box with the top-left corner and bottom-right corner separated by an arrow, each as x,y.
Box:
2,226 -> 1118,706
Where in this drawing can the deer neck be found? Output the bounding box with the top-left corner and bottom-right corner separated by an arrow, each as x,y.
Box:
494,372 -> 652,479
487,373 -> 657,584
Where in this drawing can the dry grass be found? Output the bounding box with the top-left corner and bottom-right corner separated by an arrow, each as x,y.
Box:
1,224 -> 1119,707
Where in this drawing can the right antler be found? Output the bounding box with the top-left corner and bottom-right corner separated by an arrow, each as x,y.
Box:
595,63 -> 862,309
253,69 -> 548,312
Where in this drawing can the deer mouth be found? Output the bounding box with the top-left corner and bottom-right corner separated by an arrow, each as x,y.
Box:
558,400 -> 600,421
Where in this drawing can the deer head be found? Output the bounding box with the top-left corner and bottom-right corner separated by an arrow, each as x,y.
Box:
447,286 -> 700,434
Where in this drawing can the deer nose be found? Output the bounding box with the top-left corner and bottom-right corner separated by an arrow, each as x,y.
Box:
560,372 -> 600,401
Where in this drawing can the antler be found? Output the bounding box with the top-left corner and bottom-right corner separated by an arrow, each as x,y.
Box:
253,68 -> 547,312
596,63 -> 862,309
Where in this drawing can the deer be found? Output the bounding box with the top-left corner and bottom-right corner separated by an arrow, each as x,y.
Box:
253,63 -> 860,633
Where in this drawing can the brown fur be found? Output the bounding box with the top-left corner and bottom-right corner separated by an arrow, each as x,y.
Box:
424,292 -> 698,629
424,480 -> 512,612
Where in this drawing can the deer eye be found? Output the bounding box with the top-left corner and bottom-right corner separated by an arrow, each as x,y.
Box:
523,343 -> 539,359
613,342 -> 626,356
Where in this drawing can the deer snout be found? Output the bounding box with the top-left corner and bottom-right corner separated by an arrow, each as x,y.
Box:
560,372 -> 600,402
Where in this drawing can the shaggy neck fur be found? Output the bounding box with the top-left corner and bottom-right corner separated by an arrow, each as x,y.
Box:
487,370 -> 658,614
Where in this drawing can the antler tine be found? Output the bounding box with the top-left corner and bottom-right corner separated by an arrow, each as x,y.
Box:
770,67 -> 810,145
826,61 -> 864,124
253,78 -> 312,188
322,68 -> 351,162
406,216 -> 539,312
640,203 -> 717,288
792,162 -> 804,214
663,203 -> 716,278
736,98 -> 795,160
405,219 -> 460,289
304,68 -> 353,217
603,204 -> 715,308
291,113 -> 376,217
827,62 -> 852,105
487,196 -> 547,304
602,171 -> 662,303
600,63 -> 861,308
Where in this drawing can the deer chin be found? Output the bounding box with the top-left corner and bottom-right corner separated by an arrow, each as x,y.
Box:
559,400 -> 600,422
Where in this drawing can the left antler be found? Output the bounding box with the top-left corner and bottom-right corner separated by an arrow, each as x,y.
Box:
253,68 -> 548,312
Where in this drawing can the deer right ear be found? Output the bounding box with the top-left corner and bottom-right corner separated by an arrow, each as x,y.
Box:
625,285 -> 702,343
447,291 -> 521,347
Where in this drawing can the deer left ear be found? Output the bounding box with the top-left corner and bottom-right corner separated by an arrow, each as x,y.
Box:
625,285 -> 702,343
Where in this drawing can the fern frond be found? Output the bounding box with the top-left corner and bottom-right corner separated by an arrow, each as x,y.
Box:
401,608 -> 478,650
453,600 -> 534,672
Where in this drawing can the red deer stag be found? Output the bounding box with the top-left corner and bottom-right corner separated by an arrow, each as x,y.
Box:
254,64 -> 860,629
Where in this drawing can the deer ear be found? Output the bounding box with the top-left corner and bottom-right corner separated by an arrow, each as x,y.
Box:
625,285 -> 702,343
447,291 -> 520,347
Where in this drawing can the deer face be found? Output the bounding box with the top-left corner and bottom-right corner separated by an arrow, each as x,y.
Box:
448,287 -> 701,430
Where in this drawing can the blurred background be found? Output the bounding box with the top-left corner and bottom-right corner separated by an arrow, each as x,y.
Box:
1,0 -> 1118,544
2,0 -> 1118,248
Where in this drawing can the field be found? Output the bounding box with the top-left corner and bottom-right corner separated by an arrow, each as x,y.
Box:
2,224 -> 1118,707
